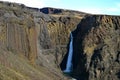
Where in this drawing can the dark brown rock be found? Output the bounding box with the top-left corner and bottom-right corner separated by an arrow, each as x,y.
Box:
40,7 -> 87,15
61,15 -> 120,80
40,7 -> 62,14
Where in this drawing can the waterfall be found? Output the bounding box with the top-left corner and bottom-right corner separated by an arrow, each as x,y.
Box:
63,33 -> 73,73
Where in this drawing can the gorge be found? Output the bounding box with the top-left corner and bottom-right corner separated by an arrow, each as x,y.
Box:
0,1 -> 120,80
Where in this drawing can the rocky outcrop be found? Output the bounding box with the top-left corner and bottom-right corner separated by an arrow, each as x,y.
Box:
40,7 -> 86,15
40,7 -> 62,14
61,15 -> 120,80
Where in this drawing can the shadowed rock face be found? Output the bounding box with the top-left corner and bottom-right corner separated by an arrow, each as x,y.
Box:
40,7 -> 87,15
40,7 -> 62,14
61,15 -> 120,80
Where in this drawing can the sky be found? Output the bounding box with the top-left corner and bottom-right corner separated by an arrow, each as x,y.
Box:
1,0 -> 120,15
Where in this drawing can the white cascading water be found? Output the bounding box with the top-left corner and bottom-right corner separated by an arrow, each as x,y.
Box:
63,33 -> 73,73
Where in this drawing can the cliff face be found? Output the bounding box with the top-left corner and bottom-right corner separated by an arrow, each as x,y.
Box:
0,3 -> 37,64
2,1 -> 120,80
61,15 -> 120,80
0,1 -> 86,80
34,9 -> 83,76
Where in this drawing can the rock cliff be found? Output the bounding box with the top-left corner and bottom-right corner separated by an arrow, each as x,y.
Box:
0,1 -> 86,80
61,15 -> 120,80
1,1 -> 119,80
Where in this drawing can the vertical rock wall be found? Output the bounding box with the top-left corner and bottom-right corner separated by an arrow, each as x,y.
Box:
61,15 -> 120,80
0,11 -> 37,64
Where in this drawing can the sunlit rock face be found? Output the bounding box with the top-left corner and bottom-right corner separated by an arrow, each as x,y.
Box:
61,15 -> 120,80
0,4 -> 37,64
1,1 -> 120,80
0,1 -> 87,80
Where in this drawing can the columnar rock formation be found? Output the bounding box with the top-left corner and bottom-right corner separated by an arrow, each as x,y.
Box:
0,1 -> 86,80
0,1 -> 119,80
0,6 -> 37,64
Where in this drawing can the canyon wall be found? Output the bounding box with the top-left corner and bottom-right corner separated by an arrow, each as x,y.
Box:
1,1 -> 119,80
0,1 -> 86,80
61,15 -> 120,80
